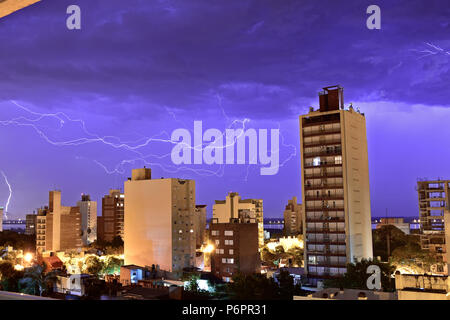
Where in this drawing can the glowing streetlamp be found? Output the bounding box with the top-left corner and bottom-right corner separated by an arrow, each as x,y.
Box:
24,252 -> 33,263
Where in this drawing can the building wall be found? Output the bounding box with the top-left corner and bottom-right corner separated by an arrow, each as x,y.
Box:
25,214 -> 37,235
37,191 -> 82,253
300,87 -> 372,282
124,168 -> 196,276
99,189 -> 124,242
0,207 -> 3,232
210,220 -> 260,282
283,197 -> 303,235
77,196 -> 97,245
418,180 -> 450,271
194,205 -> 207,248
341,108 -> 373,262
213,192 -> 264,248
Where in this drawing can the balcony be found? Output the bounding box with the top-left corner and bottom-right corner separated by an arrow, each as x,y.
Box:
307,240 -> 346,245
304,172 -> 343,179
306,217 -> 345,223
306,229 -> 346,234
303,139 -> 342,148
302,127 -> 341,138
303,149 -> 342,158
304,162 -> 342,169
307,251 -> 347,257
305,183 -> 343,190
305,194 -> 344,200
305,206 -> 344,211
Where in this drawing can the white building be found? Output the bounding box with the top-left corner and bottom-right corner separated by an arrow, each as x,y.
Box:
77,194 -> 97,245
124,167 -> 197,278
300,86 -> 373,285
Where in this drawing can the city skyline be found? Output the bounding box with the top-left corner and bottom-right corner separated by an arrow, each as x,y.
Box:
1,0 -> 450,220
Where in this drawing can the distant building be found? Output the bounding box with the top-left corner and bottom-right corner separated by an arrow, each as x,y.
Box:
77,194 -> 97,246
213,192 -> 264,248
98,189 -> 124,243
194,205 -> 207,248
375,217 -> 410,235
301,86 -> 373,285
283,197 -> 303,236
25,214 -> 37,235
36,191 -> 82,253
417,179 -> 450,273
124,168 -> 197,278
209,218 -> 261,282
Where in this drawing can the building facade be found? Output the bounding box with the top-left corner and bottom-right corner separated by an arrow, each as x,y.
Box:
36,191 -> 82,253
124,168 -> 197,278
194,205 -> 207,249
300,86 -> 373,284
25,213 -> 37,235
418,179 -> 450,273
98,189 -> 124,243
209,218 -> 261,282
213,192 -> 264,248
0,207 -> 3,232
77,194 -> 97,245
283,197 -> 303,236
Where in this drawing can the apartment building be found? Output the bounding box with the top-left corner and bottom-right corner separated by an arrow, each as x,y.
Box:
418,179 -> 450,273
124,167 -> 197,278
98,189 -> 124,243
209,218 -> 261,282
283,197 -> 303,236
77,194 -> 97,245
213,192 -> 264,248
36,191 -> 82,253
0,207 -> 3,232
300,86 -> 373,284
25,213 -> 37,235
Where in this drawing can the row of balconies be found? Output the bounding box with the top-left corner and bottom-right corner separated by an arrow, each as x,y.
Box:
303,138 -> 342,148
302,127 -> 341,138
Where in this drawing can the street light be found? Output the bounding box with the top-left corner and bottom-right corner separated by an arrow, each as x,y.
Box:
24,252 -> 33,264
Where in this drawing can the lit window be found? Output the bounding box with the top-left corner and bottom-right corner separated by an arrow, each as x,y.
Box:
313,157 -> 321,166
229,249 -> 234,255
335,156 -> 342,164
215,240 -> 220,245
224,230 -> 233,236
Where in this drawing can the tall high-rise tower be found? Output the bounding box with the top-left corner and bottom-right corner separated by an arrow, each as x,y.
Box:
300,86 -> 373,284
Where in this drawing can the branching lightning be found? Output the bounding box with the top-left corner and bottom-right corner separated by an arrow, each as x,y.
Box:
0,99 -> 297,180
1,171 -> 12,219
412,42 -> 450,59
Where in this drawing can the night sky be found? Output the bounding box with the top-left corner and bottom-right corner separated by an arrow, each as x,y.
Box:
0,0 -> 449,220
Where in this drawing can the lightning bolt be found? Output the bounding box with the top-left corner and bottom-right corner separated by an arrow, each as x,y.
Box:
1,171 -> 12,220
411,42 -> 450,59
1,99 -> 296,180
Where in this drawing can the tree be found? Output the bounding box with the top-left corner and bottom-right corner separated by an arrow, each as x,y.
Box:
18,263 -> 59,296
390,242 -> 441,274
85,256 -> 104,276
261,247 -> 277,267
0,261 -> 24,292
227,273 -> 280,300
276,269 -> 295,299
102,256 -> 123,275
372,225 -> 419,261
323,258 -> 395,292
